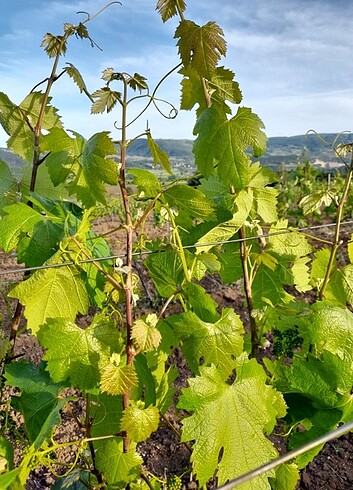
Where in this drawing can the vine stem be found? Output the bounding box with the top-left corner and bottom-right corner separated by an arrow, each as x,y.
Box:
319,150 -> 353,299
119,76 -> 135,454
239,225 -> 258,358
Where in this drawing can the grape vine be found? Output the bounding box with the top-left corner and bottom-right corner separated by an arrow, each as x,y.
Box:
1,1 -> 353,489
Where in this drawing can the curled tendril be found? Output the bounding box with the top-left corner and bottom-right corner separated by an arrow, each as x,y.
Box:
152,97 -> 178,120
76,1 -> 122,22
306,129 -> 352,169
114,63 -> 182,130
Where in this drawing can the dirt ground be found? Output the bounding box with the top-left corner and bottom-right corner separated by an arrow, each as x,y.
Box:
1,216 -> 353,489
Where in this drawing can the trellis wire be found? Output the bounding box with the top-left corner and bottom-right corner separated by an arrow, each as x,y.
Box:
217,419 -> 353,489
0,219 -> 353,278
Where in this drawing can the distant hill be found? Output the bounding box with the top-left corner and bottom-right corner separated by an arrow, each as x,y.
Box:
1,133 -> 352,178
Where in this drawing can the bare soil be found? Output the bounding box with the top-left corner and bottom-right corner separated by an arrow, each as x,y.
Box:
1,216 -> 353,489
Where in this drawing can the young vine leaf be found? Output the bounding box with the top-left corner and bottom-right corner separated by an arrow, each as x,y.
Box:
64,63 -> 90,95
121,401 -> 159,443
91,87 -> 121,114
41,33 -> 67,57
131,314 -> 162,353
156,0 -> 186,22
175,21 -> 226,79
100,354 -> 138,396
147,133 -> 172,174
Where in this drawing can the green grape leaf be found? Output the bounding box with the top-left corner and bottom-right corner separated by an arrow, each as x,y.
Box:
38,317 -> 117,390
147,133 -> 172,174
180,65 -> 242,115
268,220 -> 312,257
41,33 -> 67,57
270,464 -> 300,490
182,282 -> 219,322
94,439 -> 142,486
16,219 -> 64,268
155,365 -> 178,414
252,264 -> 294,308
134,354 -> 157,407
0,92 -> 62,162
4,361 -> 65,447
64,63 -> 89,95
66,131 -> 118,206
156,0 -> 186,22
193,105 -> 266,187
40,128 -> 79,186
178,356 -> 286,487
163,184 -> 215,228
277,354 -> 344,408
90,393 -> 123,438
121,401 -> 159,443
128,168 -> 162,198
40,127 -> 78,154
0,203 -> 42,252
127,72 -> 148,92
217,241 -> 243,284
195,188 -> 253,254
168,308 -> 244,378
180,67 -> 208,113
323,269 -> 347,306
348,233 -> 353,263
52,469 -> 90,490
175,20 -> 226,78
132,315 -> 161,353
100,357 -> 138,396
81,131 -> 118,185
0,160 -> 17,212
289,408 -> 342,469
91,87 -> 121,114
208,66 -> 242,105
302,302 -> 353,367
144,250 -> 184,298
299,190 -> 334,215
291,257 -> 312,292
20,159 -> 67,199
310,248 -> 332,288
253,186 -> 278,223
0,468 -> 21,489
9,256 -> 89,333
340,264 -> 353,307
0,436 -> 14,471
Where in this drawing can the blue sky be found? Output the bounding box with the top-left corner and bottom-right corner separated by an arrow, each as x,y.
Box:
1,0 -> 353,147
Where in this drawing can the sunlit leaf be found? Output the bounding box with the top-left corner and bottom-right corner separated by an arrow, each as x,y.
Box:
156,0 -> 186,22
178,355 -> 286,487
175,20 -> 226,78
121,401 -> 159,442
91,87 -> 121,114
